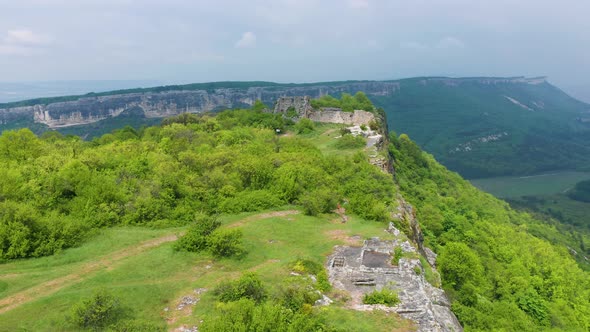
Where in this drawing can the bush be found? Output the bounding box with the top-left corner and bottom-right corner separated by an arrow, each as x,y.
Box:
173,215 -> 220,252
290,259 -> 332,292
207,228 -> 245,258
200,299 -> 327,332
362,288 -> 400,306
251,99 -> 268,111
70,290 -> 122,330
294,118 -> 315,134
413,265 -> 422,275
214,272 -> 267,303
334,134 -> 365,149
276,277 -> 322,311
299,188 -> 339,216
392,247 -> 403,265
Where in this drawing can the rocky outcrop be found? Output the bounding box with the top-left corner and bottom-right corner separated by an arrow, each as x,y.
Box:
327,236 -> 462,332
392,196 -> 425,251
272,96 -> 377,126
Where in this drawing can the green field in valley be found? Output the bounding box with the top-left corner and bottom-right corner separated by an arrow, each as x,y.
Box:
470,171 -> 590,198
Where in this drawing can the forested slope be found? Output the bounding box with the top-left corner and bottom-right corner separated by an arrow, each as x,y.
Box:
374,78 -> 590,178
389,133 -> 590,331
0,100 -> 589,331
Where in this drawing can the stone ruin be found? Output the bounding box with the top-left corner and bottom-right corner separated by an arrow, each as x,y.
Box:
272,96 -> 376,127
326,231 -> 463,332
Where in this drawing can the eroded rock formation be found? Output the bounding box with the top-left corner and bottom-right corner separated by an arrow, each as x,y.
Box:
327,236 -> 462,332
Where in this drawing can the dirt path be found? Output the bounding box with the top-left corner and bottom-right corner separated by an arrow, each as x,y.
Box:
0,210 -> 300,316
0,233 -> 180,315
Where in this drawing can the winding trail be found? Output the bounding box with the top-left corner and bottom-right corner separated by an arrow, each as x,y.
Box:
0,209 -> 301,315
0,234 -> 180,314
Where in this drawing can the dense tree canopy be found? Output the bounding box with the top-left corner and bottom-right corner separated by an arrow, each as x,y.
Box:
389,133 -> 590,331
0,110 -> 395,261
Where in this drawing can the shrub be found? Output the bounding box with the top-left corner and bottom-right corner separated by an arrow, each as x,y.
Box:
219,190 -> 282,214
70,290 -> 122,330
214,272 -> 267,303
294,118 -> 315,134
276,277 -> 322,311
290,259 -> 332,292
413,265 -> 422,275
368,120 -> 380,131
207,228 -> 245,258
362,288 -> 400,306
334,134 -> 365,149
200,299 -> 327,332
299,188 -> 339,216
286,106 -> 299,118
251,99 -> 268,111
392,247 -> 403,265
173,215 -> 220,252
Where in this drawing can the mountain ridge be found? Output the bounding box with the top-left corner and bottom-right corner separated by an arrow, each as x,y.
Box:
2,76 -> 589,178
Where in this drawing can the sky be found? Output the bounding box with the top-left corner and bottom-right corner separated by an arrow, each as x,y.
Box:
0,0 -> 589,101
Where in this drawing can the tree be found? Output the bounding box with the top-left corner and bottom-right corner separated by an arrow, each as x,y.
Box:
437,242 -> 484,291
0,128 -> 43,161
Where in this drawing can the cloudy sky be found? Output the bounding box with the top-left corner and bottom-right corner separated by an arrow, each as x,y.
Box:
1,0 -> 589,99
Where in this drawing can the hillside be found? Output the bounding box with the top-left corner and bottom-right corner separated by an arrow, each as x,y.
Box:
373,77 -> 590,178
1,77 -> 589,179
1,96 -> 589,331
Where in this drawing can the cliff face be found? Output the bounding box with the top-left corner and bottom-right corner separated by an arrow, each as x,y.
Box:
0,77 -> 549,130
0,82 -> 399,129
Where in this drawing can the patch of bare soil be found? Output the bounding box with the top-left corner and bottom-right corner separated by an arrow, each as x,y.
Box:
325,230 -> 363,246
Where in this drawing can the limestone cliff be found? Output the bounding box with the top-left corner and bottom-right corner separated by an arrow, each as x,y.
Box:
0,82 -> 399,129
0,77 -> 548,130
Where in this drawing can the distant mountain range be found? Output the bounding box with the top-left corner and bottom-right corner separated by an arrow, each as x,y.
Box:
1,76 -> 589,179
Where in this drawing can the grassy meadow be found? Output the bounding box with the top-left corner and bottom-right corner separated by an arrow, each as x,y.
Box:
0,207 -> 414,331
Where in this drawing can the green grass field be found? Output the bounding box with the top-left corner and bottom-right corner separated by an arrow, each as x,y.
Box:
0,208 -> 414,331
470,171 -> 590,198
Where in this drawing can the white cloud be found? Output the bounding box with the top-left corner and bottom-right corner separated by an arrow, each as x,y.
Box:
235,31 -> 257,48
0,29 -> 52,56
348,0 -> 369,9
4,29 -> 52,45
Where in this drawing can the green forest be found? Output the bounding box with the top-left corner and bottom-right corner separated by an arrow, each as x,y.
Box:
1,95 -> 589,331
389,133 -> 590,331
